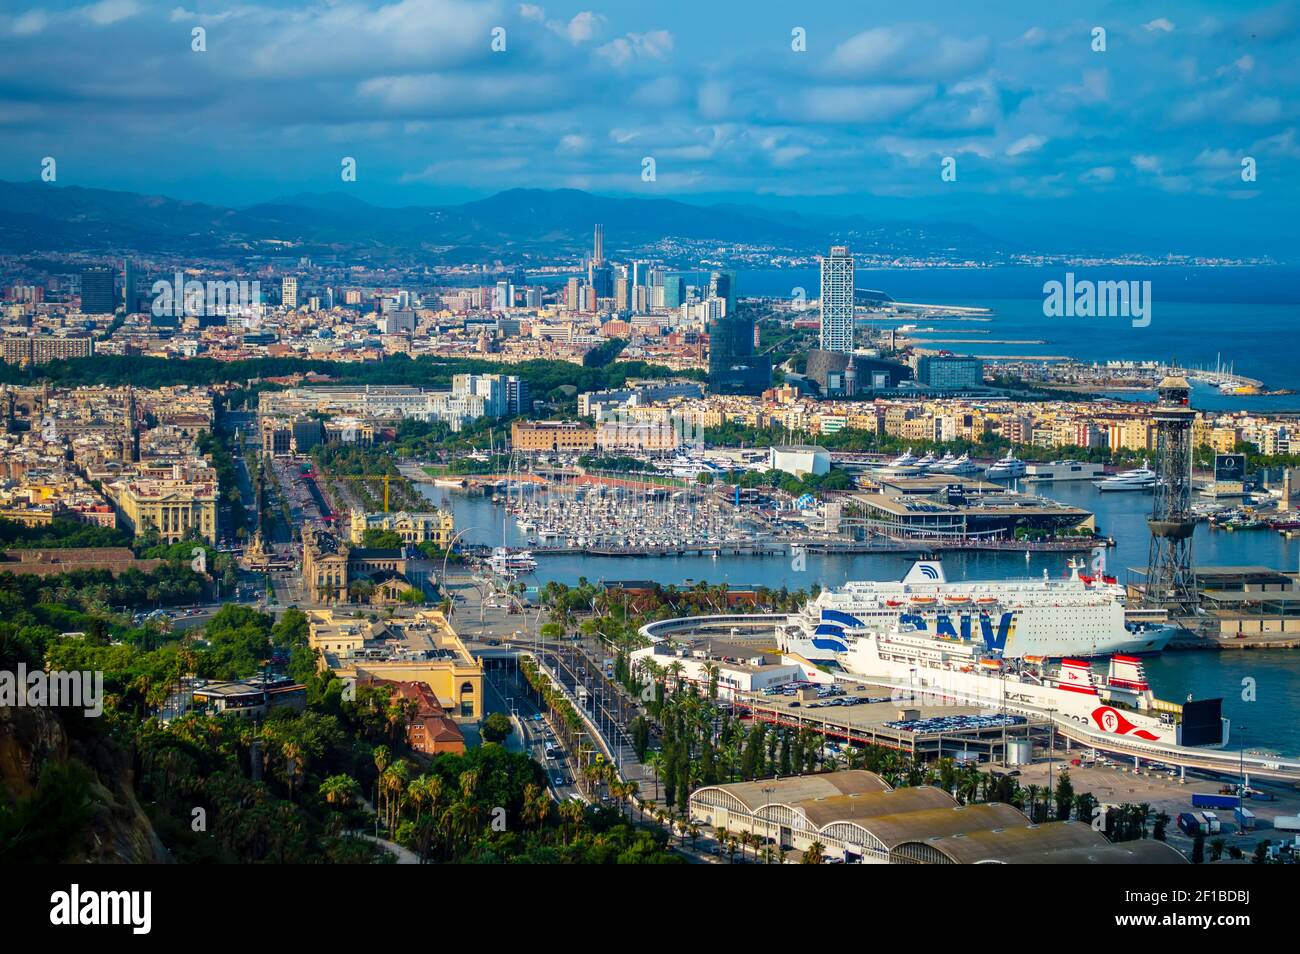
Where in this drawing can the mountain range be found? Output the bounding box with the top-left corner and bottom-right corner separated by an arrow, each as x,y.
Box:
0,179 -> 1006,263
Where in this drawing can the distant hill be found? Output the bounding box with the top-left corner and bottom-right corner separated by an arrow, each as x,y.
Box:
0,179 -> 1005,260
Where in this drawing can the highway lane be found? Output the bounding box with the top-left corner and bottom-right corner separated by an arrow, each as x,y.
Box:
484,664 -> 583,802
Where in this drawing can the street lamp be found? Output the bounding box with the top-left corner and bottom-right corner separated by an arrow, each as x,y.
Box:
441,526 -> 477,601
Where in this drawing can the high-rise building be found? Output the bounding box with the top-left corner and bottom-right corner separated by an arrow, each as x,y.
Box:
123,260 -> 140,313
589,265 -> 613,300
819,245 -> 855,352
281,276 -> 298,309
592,224 -> 604,265
80,267 -> 116,315
708,270 -> 736,316
662,275 -> 685,310
708,307 -> 771,395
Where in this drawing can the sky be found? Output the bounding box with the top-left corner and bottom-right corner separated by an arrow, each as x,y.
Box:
2,1 -> 1300,254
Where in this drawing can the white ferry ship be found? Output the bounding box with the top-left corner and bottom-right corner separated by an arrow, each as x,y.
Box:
837,621 -> 1218,749
779,559 -> 1175,663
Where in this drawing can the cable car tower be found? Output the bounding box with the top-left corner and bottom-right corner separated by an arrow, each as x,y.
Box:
1143,374 -> 1199,614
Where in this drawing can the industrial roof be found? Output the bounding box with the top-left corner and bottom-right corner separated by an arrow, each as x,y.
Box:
858,802 -> 1029,848
796,785 -> 954,828
1018,840 -> 1187,864
712,770 -> 891,812
897,820 -> 1113,864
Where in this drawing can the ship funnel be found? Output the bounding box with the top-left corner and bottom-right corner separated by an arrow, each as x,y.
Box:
902,559 -> 946,585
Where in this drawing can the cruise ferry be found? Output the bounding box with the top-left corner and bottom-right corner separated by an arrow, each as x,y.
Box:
779,559 -> 1176,663
1094,463 -> 1157,492
836,621 -> 1219,749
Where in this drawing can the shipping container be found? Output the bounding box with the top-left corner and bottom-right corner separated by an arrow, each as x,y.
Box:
1234,807 -> 1256,830
1177,812 -> 1203,835
1273,815 -> 1300,832
1191,792 -> 1240,810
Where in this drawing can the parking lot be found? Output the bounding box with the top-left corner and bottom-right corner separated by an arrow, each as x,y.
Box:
1002,757 -> 1300,859
741,682 -> 1041,759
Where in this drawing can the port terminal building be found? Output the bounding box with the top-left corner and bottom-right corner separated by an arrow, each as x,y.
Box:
839,478 -> 1095,541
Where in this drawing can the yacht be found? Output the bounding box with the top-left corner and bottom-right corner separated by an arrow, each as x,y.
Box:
985,452 -> 1026,480
488,547 -> 538,575
1094,463 -> 1157,492
940,452 -> 982,476
915,452 -> 939,470
876,449 -> 925,477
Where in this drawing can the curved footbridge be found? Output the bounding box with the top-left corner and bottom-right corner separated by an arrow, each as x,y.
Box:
640,612 -> 1300,787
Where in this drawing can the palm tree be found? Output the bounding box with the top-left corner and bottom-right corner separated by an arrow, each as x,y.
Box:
371,745 -> 391,821
802,841 -> 825,865
521,783 -> 550,830
559,798 -> 585,843
319,773 -> 358,809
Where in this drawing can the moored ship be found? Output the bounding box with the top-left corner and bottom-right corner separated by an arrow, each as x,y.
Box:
835,621 -> 1220,749
779,558 -> 1175,663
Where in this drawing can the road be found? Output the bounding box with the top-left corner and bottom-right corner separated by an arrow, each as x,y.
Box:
483,660 -> 583,802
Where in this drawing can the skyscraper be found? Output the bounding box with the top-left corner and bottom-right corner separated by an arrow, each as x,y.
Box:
80,267 -> 116,315
819,245 -> 855,352
708,270 -> 736,316
662,274 -> 685,309
123,259 -> 140,313
708,305 -> 771,395
281,276 -> 298,309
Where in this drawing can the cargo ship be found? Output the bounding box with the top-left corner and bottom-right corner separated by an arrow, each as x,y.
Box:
779,558 -> 1175,663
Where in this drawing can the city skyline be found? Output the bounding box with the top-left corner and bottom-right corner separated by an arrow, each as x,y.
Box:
1,2 -> 1299,256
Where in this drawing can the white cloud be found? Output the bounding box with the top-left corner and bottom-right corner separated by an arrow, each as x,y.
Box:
1144,18 -> 1176,33
827,25 -> 990,82
596,30 -> 673,67
1006,134 -> 1046,156
566,11 -> 602,44
80,0 -> 144,26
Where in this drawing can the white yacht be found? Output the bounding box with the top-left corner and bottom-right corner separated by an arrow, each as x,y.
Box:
985,452 -> 1026,480
876,449 -> 925,477
940,452 -> 982,476
1094,463 -> 1157,492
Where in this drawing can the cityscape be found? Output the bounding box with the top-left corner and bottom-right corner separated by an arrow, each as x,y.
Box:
1,0 -> 1298,920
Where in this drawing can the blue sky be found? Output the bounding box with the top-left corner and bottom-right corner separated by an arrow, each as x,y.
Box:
2,1 -> 1299,254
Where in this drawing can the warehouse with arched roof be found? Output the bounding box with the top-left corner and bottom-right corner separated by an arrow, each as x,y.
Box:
890,820 -> 1185,864
690,771 -> 1187,864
